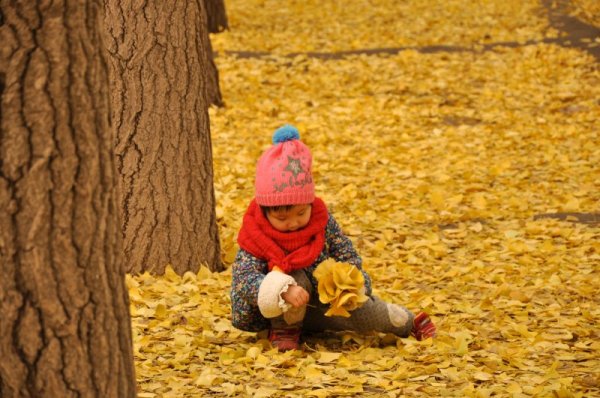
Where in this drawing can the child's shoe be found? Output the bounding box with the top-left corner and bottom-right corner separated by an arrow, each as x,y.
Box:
268,327 -> 302,351
411,312 -> 437,340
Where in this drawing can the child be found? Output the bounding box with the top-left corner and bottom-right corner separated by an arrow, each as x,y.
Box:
230,125 -> 436,351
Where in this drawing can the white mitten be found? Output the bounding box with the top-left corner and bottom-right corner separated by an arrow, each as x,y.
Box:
257,271 -> 297,318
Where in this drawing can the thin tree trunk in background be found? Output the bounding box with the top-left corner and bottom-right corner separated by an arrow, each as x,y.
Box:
203,0 -> 227,106
206,35 -> 225,107
0,1 -> 136,397
103,1 -> 222,275
204,0 -> 228,33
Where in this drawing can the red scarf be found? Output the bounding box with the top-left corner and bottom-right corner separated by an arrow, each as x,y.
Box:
237,198 -> 328,273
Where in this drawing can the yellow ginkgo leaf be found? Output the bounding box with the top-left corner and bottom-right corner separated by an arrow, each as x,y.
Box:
317,275 -> 338,304
324,302 -> 352,317
332,264 -> 365,291
337,291 -> 359,307
313,258 -> 337,280
343,289 -> 369,311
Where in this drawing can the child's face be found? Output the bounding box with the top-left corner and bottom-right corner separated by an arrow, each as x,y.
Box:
266,204 -> 312,232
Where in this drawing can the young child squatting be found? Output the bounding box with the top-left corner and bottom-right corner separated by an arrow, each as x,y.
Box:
231,125 -> 436,351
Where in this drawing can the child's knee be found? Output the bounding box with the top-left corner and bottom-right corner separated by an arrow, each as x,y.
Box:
387,303 -> 414,337
387,303 -> 413,329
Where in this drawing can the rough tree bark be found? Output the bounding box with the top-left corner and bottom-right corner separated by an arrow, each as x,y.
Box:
0,1 -> 136,397
103,1 -> 222,275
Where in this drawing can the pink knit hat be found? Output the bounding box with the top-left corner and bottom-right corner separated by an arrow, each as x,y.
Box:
255,125 -> 315,206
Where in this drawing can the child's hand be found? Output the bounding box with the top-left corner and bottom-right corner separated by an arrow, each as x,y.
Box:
282,285 -> 310,308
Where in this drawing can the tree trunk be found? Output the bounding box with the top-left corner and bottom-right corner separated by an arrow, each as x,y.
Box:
205,35 -> 225,107
0,2 -> 136,397
203,0 -> 226,106
204,0 -> 228,33
103,1 -> 222,275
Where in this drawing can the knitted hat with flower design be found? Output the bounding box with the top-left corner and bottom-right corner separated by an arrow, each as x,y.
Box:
255,125 -> 314,206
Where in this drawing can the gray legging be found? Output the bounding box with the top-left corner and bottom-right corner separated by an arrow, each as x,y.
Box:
271,269 -> 415,337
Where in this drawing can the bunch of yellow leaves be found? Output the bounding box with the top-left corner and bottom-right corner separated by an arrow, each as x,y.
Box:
313,259 -> 369,317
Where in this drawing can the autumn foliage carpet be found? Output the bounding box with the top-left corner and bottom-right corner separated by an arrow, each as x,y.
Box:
129,1 -> 599,396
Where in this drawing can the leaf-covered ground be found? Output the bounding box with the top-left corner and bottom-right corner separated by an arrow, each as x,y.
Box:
130,1 -> 599,396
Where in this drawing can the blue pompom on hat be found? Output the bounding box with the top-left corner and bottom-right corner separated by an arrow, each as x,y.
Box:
272,124 -> 300,144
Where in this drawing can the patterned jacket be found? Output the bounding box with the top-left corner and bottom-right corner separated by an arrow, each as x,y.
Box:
230,213 -> 373,332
